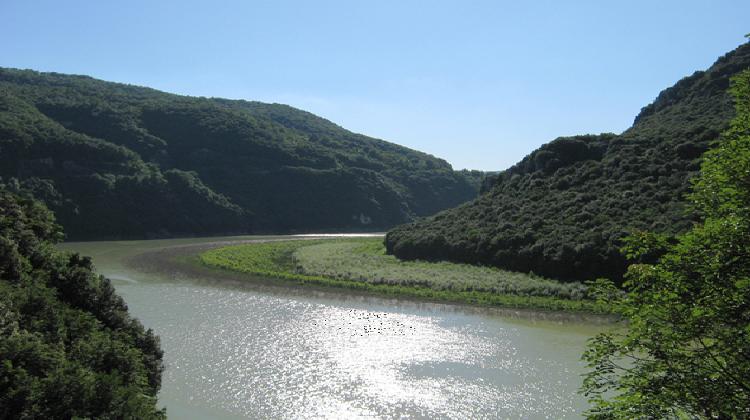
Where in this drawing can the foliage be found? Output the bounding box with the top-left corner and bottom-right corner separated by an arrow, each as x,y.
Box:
0,186 -> 165,418
0,70 -> 482,239
200,238 -> 607,312
386,41 -> 750,282
200,239 -> 327,278
580,69 -> 750,418
294,239 -> 588,299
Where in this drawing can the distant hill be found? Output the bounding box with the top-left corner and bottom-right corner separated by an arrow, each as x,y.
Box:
0,69 -> 483,239
385,41 -> 750,282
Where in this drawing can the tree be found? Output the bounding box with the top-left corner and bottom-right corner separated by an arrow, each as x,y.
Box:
0,186 -> 166,419
580,69 -> 750,418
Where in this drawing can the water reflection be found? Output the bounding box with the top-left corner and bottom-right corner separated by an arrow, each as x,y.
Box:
60,236 -> 608,419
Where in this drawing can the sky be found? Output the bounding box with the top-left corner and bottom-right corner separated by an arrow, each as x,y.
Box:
1,1 -> 748,171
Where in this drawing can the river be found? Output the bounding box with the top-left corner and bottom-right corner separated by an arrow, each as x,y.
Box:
59,235 -> 609,419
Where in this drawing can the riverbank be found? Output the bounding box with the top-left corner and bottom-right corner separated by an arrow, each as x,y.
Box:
199,237 -> 609,314
58,235 -> 607,418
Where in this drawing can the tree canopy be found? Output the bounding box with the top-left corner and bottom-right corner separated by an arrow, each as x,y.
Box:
581,68 -> 750,418
0,69 -> 483,239
385,41 -> 750,283
0,186 -> 165,418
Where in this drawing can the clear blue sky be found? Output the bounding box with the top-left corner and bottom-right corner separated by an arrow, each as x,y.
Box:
1,1 -> 748,170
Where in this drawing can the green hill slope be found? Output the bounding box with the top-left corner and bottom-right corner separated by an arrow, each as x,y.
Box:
385,41 -> 750,282
0,70 -> 482,239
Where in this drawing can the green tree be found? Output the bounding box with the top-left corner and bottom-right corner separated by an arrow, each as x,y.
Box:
581,69 -> 750,418
0,187 -> 165,419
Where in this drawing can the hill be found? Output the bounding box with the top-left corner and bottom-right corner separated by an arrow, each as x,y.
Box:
385,41 -> 750,282
0,69 -> 482,239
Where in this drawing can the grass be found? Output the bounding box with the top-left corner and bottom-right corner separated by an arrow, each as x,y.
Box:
199,238 -> 609,313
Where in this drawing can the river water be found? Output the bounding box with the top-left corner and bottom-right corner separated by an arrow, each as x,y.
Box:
59,235 -> 608,419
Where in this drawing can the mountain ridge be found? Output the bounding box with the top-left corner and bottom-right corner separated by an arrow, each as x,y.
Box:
385,41 -> 750,282
0,68 -> 483,239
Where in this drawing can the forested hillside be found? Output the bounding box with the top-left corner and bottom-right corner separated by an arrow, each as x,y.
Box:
0,186 -> 165,418
0,70 -> 482,239
386,41 -> 750,282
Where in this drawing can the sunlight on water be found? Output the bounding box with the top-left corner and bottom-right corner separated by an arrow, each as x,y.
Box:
60,237 -> 605,419
116,284 -> 595,419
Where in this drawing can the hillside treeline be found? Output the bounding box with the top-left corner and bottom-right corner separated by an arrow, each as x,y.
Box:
0,69 -> 482,239
386,42 -> 750,282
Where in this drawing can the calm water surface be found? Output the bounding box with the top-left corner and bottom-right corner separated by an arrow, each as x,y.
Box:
59,235 -> 608,419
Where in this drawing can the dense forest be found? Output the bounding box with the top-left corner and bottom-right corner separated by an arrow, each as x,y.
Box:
0,186 -> 165,418
386,41 -> 750,282
582,67 -> 750,419
0,70 -> 483,239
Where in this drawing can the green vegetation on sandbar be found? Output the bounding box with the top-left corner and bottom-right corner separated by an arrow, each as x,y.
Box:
200,238 -> 608,313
